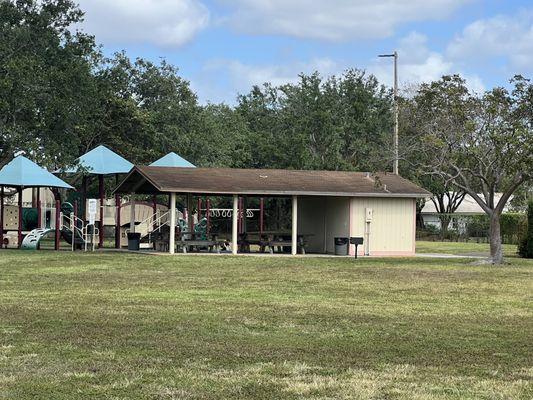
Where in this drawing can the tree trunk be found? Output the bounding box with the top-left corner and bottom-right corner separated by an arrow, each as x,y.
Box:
489,212 -> 504,264
438,214 -> 450,240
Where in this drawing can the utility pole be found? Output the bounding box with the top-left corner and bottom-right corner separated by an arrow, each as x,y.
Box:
378,51 -> 399,175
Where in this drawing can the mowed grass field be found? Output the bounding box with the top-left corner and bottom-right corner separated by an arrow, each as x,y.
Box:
416,240 -> 518,257
0,251 -> 532,399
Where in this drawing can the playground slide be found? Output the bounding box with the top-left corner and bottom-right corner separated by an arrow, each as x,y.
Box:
21,227 -> 93,250
20,228 -> 55,250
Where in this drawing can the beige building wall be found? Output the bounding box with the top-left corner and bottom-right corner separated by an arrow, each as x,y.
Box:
299,196 -> 416,256
349,197 -> 416,256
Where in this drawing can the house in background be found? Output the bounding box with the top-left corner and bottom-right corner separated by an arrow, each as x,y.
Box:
421,193 -> 511,232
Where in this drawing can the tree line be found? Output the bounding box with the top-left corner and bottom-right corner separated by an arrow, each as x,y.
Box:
1,0 -> 531,263
0,0 -> 393,173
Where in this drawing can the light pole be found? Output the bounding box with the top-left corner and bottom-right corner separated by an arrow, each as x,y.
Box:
378,51 -> 399,175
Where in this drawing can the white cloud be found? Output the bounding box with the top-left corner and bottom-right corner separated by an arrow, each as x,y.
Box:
197,57 -> 340,103
196,30 -> 492,104
77,0 -> 209,47
207,58 -> 338,87
218,0 -> 470,41
447,11 -> 533,72
370,32 -> 484,93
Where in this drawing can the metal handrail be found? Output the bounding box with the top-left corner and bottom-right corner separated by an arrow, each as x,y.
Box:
123,210 -> 176,246
60,212 -> 99,252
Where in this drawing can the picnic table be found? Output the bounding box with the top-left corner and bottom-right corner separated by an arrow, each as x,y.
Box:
175,231 -> 227,254
239,231 -> 312,254
150,228 -> 227,253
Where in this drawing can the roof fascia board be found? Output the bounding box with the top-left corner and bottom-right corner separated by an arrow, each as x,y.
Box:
112,167 -> 162,194
156,187 -> 429,198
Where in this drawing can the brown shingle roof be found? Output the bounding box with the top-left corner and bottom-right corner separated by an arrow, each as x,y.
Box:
114,166 -> 429,198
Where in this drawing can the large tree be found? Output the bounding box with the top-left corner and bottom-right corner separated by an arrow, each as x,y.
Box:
403,75 -> 533,264
0,0 -> 100,168
236,70 -> 392,171
424,177 -> 466,238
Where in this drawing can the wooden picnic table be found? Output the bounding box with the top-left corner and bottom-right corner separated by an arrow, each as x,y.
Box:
151,229 -> 227,253
175,231 -> 226,254
239,232 -> 312,254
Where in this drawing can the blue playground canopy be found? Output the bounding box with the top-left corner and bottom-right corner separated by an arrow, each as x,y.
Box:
65,145 -> 133,175
0,156 -> 73,189
150,152 -> 196,168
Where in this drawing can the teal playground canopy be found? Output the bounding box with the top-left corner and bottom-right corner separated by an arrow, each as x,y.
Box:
65,145 -> 133,175
0,156 -> 73,189
150,152 -> 196,168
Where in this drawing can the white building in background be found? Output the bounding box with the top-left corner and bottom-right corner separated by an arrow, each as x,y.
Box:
421,193 -> 511,231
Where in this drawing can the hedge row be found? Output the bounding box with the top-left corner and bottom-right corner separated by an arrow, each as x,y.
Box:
518,201 -> 533,258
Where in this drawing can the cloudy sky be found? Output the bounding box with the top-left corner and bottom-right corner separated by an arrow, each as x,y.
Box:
76,0 -> 532,103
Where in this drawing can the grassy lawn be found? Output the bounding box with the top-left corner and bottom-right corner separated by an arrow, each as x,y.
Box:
416,240 -> 518,257
0,251 -> 532,399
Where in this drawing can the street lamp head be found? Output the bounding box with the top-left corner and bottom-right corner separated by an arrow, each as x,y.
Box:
378,53 -> 395,58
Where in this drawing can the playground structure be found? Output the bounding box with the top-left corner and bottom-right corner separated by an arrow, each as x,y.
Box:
0,156 -> 81,250
2,190 -> 60,248
0,148 -> 209,251
0,146 -> 430,257
65,145 -> 133,248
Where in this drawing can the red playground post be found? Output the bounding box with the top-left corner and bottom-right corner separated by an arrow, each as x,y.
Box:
115,194 -> 121,249
206,198 -> 211,236
37,189 -> 42,229
99,174 -> 104,248
259,197 -> 264,238
197,198 -> 202,220
152,195 -> 157,215
0,186 -> 4,248
17,188 -> 22,248
55,199 -> 60,250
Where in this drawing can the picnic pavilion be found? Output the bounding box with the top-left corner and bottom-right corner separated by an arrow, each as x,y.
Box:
114,166 -> 429,256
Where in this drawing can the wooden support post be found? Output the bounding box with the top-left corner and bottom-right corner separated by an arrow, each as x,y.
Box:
18,187 -> 22,248
291,195 -> 298,256
169,192 -> 176,254
130,193 -> 135,233
0,186 -> 4,248
55,199 -> 60,250
98,174 -> 104,248
232,195 -> 238,255
259,197 -> 264,238
115,194 -> 121,249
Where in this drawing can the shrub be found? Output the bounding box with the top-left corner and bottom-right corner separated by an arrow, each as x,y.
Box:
518,201 -> 533,258
465,213 -> 526,245
466,215 -> 490,238
501,213 -> 528,244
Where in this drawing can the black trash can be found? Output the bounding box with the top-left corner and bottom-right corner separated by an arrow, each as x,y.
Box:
334,237 -> 349,255
127,232 -> 141,251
